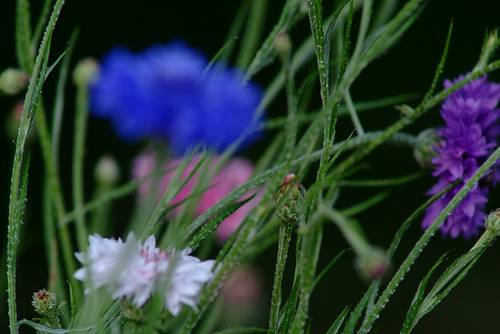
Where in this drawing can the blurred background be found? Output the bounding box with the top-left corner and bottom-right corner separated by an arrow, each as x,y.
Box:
1,0 -> 500,332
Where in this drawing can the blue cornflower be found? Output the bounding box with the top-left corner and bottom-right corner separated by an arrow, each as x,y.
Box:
422,75 -> 500,239
90,42 -> 264,154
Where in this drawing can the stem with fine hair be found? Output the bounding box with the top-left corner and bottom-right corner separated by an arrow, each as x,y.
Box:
269,221 -> 293,331
358,145 -> 500,333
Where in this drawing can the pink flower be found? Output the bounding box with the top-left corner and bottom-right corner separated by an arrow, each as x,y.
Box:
132,152 -> 259,243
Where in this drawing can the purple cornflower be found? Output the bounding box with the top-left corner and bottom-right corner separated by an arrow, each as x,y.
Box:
422,75 -> 500,239
90,41 -> 264,155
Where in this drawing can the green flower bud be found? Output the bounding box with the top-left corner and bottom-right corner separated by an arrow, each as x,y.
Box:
355,247 -> 390,281
275,31 -> 292,61
73,58 -> 99,87
273,173 -> 305,223
32,289 -> 57,317
300,0 -> 308,15
94,155 -> 120,187
0,68 -> 29,95
413,128 -> 440,169
485,209 -> 500,236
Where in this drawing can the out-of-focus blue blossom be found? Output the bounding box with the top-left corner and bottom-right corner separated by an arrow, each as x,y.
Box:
422,75 -> 500,239
90,42 -> 264,154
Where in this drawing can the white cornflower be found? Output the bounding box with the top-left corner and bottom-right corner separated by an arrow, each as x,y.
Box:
74,233 -> 215,316
164,248 -> 216,316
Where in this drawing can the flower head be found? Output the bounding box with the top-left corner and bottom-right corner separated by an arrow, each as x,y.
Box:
90,42 -> 264,154
75,233 -> 215,315
422,75 -> 500,239
132,152 -> 260,243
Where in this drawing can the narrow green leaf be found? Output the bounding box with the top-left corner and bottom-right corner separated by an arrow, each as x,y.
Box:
187,195 -> 256,250
236,0 -> 268,68
324,0 -> 351,76
341,190 -> 391,216
45,43 -> 71,81
340,172 -> 424,187
245,0 -> 303,79
326,306 -> 350,334
17,320 -> 91,333
426,252 -> 484,312
344,282 -> 379,334
401,252 -> 449,334
205,37 -> 240,73
361,0 -> 427,66
141,151 -> 200,241
290,221 -> 323,333
31,0 -> 54,54
336,0 -> 354,87
386,179 -> 461,261
313,249 -> 346,290
307,0 -> 328,104
278,280 -> 300,334
218,0 -> 250,63
473,29 -> 500,72
269,222 -> 293,331
421,21 -> 453,105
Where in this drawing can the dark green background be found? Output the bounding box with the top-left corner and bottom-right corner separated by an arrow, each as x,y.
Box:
1,0 -> 500,333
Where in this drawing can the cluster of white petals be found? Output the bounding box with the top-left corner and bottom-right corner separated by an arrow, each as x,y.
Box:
74,233 -> 215,316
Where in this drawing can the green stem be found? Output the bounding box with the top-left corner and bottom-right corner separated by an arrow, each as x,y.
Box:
7,1 -> 66,331
72,80 -> 90,252
15,0 -> 33,72
358,145 -> 500,333
282,46 -> 298,161
307,0 -> 328,105
290,221 -> 323,333
344,89 -> 364,135
323,209 -> 369,255
37,103 -> 79,296
269,222 -> 293,331
333,59 -> 500,177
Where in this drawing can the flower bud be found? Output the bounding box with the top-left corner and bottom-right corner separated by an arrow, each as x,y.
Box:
300,0 -> 308,15
273,173 -> 305,223
73,58 -> 99,87
0,68 -> 29,95
32,289 -> 57,317
413,128 -> 440,169
485,209 -> 500,236
275,31 -> 292,61
94,155 -> 120,187
354,247 -> 390,281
